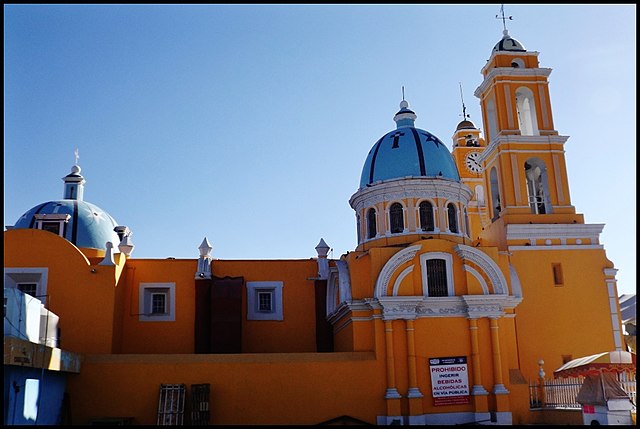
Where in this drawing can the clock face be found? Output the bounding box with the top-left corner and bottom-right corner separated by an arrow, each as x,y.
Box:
464,152 -> 483,173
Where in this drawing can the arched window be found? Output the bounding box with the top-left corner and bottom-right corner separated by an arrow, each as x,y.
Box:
490,167 -> 501,221
419,201 -> 434,232
389,203 -> 404,234
475,185 -> 485,205
356,214 -> 361,243
515,87 -> 539,136
486,97 -> 498,143
525,158 -> 552,214
511,58 -> 525,68
464,208 -> 470,237
367,208 -> 377,239
447,203 -> 458,233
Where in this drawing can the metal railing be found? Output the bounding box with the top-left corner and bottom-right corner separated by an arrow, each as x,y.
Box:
529,372 -> 636,409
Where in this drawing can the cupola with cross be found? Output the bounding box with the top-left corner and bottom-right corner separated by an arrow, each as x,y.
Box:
450,85 -> 490,241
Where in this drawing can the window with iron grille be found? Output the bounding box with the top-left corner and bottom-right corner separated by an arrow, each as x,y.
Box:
151,292 -> 167,314
17,283 -> 38,298
257,289 -> 274,313
246,281 -> 283,321
390,203 -> 404,233
426,258 -> 448,297
419,201 -> 434,232
367,208 -> 377,239
447,203 -> 458,233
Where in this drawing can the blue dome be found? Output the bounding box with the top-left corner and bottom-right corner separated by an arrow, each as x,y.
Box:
14,200 -> 121,251
359,101 -> 460,189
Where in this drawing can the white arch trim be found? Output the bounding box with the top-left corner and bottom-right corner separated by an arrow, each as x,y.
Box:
463,265 -> 489,295
375,245 -> 421,298
454,244 -> 508,295
392,266 -> 414,296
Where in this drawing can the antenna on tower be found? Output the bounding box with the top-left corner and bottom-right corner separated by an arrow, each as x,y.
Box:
496,4 -> 513,31
459,83 -> 470,120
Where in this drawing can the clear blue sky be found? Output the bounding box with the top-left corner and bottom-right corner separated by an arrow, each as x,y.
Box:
4,4 -> 636,296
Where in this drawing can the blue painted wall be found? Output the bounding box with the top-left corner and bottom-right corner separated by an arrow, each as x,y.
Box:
3,366 -> 67,425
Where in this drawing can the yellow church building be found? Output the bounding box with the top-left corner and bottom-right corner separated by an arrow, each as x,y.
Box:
4,27 -> 629,425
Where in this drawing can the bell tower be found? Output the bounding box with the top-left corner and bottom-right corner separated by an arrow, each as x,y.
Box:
451,84 -> 489,241
473,26 -> 582,233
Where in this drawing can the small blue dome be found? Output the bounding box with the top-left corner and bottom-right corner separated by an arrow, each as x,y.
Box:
14,200 -> 121,251
359,101 -> 460,189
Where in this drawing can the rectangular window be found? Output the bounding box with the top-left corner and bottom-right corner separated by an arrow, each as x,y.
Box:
139,283 -> 176,322
151,293 -> 167,314
246,281 -> 284,321
552,263 -> 564,286
4,268 -> 48,300
17,283 -> 38,298
41,222 -> 61,235
257,290 -> 273,313
426,259 -> 448,297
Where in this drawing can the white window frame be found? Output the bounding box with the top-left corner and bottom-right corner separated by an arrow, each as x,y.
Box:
4,268 -> 49,299
420,252 -> 455,297
139,282 -> 175,322
34,214 -> 70,238
246,281 -> 283,321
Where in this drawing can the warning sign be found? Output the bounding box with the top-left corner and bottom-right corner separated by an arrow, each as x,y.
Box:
429,356 -> 470,406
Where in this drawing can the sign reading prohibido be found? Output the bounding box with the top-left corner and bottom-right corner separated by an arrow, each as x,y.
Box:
429,356 -> 470,406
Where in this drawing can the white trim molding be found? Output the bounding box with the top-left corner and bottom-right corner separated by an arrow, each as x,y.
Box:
506,223 -> 604,247
4,267 -> 49,299
455,244 -> 508,295
139,282 -> 176,322
246,281 -> 284,321
374,245 -> 421,298
419,252 -> 455,296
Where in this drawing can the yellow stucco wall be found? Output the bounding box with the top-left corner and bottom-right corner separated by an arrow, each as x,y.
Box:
67,352 -> 383,425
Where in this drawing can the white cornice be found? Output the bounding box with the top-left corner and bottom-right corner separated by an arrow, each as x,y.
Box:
481,50 -> 541,75
475,67 -> 552,97
506,223 -> 604,240
350,177 -> 472,212
327,295 -> 522,323
508,245 -> 604,251
478,135 -> 570,163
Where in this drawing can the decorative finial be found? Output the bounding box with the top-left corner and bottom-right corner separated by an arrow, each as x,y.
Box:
74,148 -> 80,166
496,4 -> 513,32
459,82 -> 470,121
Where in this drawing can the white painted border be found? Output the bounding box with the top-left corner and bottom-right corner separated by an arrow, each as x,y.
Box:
246,281 -> 284,321
139,282 -> 176,322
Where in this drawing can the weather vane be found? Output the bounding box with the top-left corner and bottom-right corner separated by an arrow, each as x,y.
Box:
459,83 -> 470,120
74,148 -> 80,165
496,4 -> 513,31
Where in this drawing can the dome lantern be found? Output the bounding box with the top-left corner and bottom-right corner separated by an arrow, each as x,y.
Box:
393,100 -> 417,128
